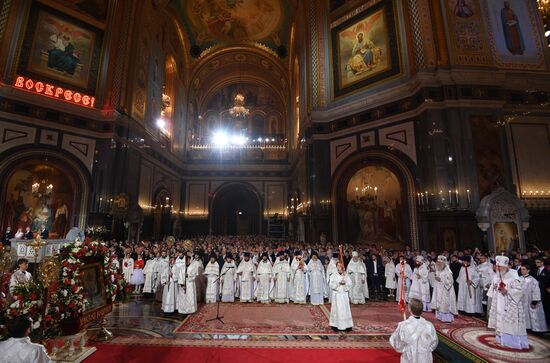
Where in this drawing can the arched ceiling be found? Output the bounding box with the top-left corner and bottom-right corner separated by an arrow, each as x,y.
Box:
170,0 -> 292,55
189,46 -> 289,116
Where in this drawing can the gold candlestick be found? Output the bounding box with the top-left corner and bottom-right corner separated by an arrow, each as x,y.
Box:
25,236 -> 47,264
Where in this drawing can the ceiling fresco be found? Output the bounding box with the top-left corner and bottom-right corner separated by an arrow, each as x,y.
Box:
172,0 -> 291,54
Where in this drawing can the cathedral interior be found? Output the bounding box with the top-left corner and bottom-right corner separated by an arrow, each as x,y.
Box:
1,0 -> 550,362
2,0 -> 550,251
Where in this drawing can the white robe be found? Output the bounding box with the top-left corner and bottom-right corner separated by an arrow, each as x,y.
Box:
161,264 -> 177,313
204,261 -> 220,303
290,258 -> 309,303
427,262 -> 436,288
255,260 -> 273,303
385,261 -> 397,289
396,262 -> 412,303
220,261 -> 236,302
142,259 -> 157,293
520,275 -> 548,332
488,269 -> 527,343
177,262 -> 198,314
346,259 -> 369,304
457,265 -> 483,313
326,259 -> 338,301
122,257 -> 134,284
389,316 -> 438,363
153,257 -> 168,293
307,258 -> 326,305
236,260 -> 256,302
431,266 -> 458,316
0,337 -> 52,363
409,264 -> 430,306
328,273 -> 353,330
272,259 -> 291,303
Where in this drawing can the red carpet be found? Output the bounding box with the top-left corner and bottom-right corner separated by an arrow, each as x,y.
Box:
86,344 -> 400,363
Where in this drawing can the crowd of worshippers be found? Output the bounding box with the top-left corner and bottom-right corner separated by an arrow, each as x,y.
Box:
101,236 -> 550,343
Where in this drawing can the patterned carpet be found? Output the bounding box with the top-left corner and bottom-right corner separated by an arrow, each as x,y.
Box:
86,298 -> 550,362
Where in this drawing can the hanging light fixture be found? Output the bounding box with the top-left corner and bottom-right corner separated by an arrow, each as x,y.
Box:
229,57 -> 250,118
229,92 -> 250,118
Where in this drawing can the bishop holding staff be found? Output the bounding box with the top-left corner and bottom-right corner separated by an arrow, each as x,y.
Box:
329,262 -> 353,331
457,256 -> 482,314
272,251 -> 291,303
488,255 -> 528,349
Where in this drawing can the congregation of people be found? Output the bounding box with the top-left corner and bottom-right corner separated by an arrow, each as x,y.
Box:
97,235 -> 550,346
4,233 -> 550,362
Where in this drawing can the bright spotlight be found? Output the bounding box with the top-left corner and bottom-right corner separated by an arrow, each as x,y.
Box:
546,30 -> 550,37
231,135 -> 246,146
212,131 -> 229,147
258,137 -> 263,142
156,118 -> 166,129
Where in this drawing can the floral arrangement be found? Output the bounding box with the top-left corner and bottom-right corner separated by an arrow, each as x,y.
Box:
1,280 -> 47,341
85,225 -> 110,239
49,239 -> 120,321
0,238 -> 126,340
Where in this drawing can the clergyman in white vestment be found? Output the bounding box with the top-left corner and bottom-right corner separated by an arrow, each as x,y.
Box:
220,253 -> 237,302
488,256 -> 529,349
204,254 -> 220,303
329,262 -> 353,331
390,298 -> 438,363
272,252 -> 291,303
431,255 -> 458,322
236,252 -> 257,302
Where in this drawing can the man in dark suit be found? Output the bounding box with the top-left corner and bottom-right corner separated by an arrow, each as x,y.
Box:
366,253 -> 384,298
2,227 -> 14,245
23,227 -> 34,240
39,224 -> 49,239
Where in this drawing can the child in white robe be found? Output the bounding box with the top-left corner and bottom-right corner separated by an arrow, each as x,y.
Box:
390,298 -> 438,363
329,262 -> 353,331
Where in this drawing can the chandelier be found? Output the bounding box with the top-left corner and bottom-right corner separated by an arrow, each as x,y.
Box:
32,179 -> 54,199
538,1 -> 550,25
229,93 -> 250,118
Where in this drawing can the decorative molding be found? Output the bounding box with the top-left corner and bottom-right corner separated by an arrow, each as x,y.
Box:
61,134 -> 96,172
379,121 -> 416,164
39,129 -> 58,146
330,135 -> 357,175
0,120 -> 36,155
359,131 -> 376,148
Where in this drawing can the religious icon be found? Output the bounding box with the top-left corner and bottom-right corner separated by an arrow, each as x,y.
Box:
452,0 -> 474,18
500,1 -> 525,55
493,222 -> 519,254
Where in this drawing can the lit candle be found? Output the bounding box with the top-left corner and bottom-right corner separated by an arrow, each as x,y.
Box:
455,189 -> 459,205
439,190 -> 444,204
466,189 -> 471,205
424,191 -> 428,205
417,193 -> 421,206
374,186 -> 378,197
448,190 -> 452,205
